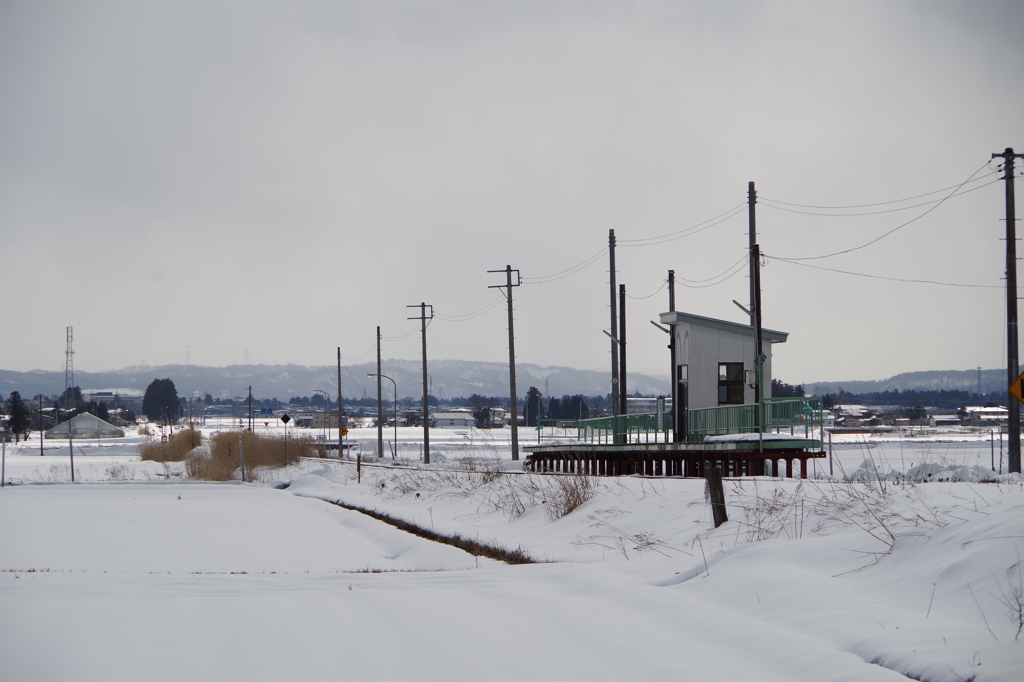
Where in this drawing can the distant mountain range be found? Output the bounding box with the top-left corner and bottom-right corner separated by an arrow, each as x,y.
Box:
2,363 -> 1010,403
0,360 -> 670,402
805,368 -> 1009,397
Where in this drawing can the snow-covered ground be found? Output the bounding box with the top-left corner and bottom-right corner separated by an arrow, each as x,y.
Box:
1,426 -> 1022,680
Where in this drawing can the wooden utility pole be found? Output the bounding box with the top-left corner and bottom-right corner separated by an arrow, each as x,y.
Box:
608,229 -> 619,418
748,182 -> 757,326
408,302 -> 434,464
488,266 -> 522,460
668,270 -> 682,443
375,327 -> 383,460
994,147 -> 1023,473
619,284 -> 627,422
342,346 -> 350,450
752,244 -> 764,404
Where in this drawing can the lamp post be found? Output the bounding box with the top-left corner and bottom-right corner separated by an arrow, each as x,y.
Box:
368,373 -> 397,459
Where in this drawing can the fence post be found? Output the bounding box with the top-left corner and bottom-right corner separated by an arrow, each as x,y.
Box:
706,465 -> 728,528
238,434 -> 246,483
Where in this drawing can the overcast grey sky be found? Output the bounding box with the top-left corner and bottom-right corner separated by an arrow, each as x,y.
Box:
2,1 -> 1022,388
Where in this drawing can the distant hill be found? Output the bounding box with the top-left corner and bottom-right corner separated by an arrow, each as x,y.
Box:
805,368 -> 1009,397
0,360 -> 670,402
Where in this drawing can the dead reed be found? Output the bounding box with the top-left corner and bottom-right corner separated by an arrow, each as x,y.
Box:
138,429 -> 202,462
188,431 -> 312,481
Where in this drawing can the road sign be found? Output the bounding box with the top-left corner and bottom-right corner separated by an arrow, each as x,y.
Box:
281,414 -> 291,424
340,427 -> 349,437
1010,371 -> 1024,405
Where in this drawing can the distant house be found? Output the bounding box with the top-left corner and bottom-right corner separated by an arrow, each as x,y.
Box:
964,406 -> 1008,427
311,411 -> 344,429
929,414 -> 962,427
45,413 -> 125,439
431,409 -> 475,428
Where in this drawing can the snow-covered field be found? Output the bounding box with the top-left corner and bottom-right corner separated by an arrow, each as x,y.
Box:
1,426 -> 1022,680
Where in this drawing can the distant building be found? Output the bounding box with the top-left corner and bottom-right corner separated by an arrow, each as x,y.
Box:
45,413 -> 125,439
431,409 -> 475,428
964,406 -> 1008,427
311,411 -> 344,429
81,389 -> 144,413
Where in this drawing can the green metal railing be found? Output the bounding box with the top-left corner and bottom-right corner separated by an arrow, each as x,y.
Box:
569,397 -> 823,446
575,412 -> 672,445
687,397 -> 823,442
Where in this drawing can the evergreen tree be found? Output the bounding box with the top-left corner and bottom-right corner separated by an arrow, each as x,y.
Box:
525,386 -> 543,427
142,379 -> 182,422
547,397 -> 562,420
8,391 -> 31,440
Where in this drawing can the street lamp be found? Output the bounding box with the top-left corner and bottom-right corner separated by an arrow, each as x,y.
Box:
367,373 -> 397,459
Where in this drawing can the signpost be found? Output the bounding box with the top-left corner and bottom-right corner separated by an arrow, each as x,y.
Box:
281,413 -> 291,466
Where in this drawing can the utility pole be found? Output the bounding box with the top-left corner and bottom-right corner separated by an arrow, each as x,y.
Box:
408,302 -> 434,464
619,284 -> 627,423
753,243 -> 765,453
488,266 -> 522,460
247,386 -> 252,431
994,147 -> 1024,473
608,230 -> 620,418
668,270 -> 681,443
65,326 -> 74,481
375,327 -> 383,460
748,182 -> 757,326
342,348 -> 350,454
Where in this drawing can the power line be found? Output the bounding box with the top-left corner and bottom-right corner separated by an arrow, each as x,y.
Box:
677,257 -> 750,289
759,170 -> 1000,210
435,294 -> 505,322
769,161 -> 993,262
625,280 -> 667,300
759,177 -> 1001,217
764,255 -> 1002,289
381,326 -> 420,343
675,253 -> 749,283
618,203 -> 746,246
523,247 -> 608,284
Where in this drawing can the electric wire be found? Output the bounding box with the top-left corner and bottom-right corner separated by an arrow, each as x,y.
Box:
760,178 -> 1000,217
435,295 -> 505,322
523,247 -> 608,284
618,203 -> 746,246
759,170 -> 1000,210
343,344 -> 378,364
769,161 -> 994,262
625,280 -> 668,300
677,256 -> 750,289
675,253 -> 749,283
381,326 -> 421,343
764,255 -> 1002,289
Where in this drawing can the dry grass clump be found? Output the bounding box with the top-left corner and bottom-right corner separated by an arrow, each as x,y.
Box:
138,429 -> 203,462
544,473 -> 597,521
376,462 -> 598,522
188,431 -> 312,481
137,426 -> 151,436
